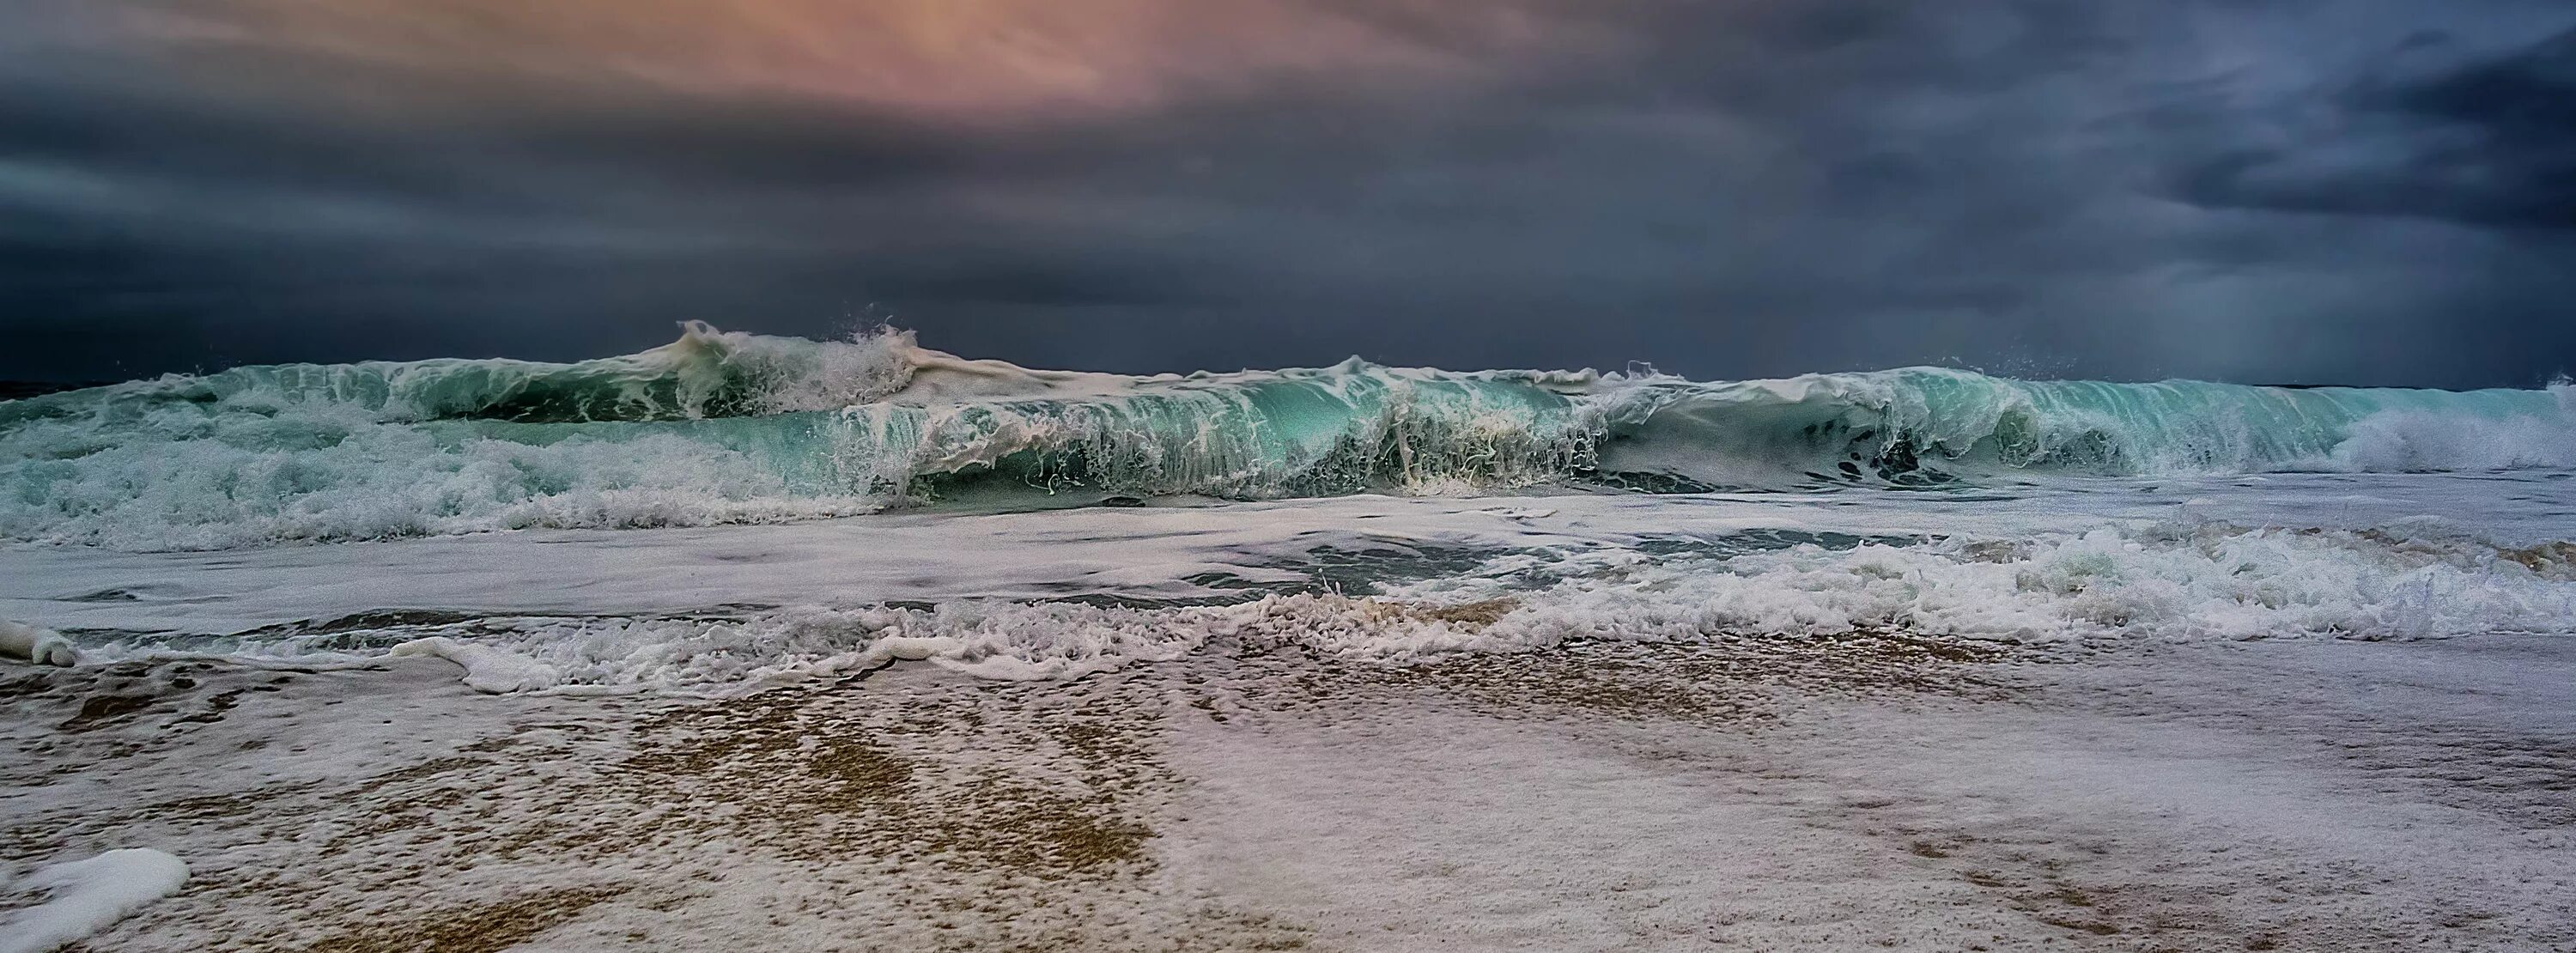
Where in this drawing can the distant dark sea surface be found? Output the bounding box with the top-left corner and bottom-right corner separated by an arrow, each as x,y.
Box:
0,381 -> 111,401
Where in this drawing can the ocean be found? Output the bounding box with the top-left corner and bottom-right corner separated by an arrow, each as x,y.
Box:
5,325 -> 2575,950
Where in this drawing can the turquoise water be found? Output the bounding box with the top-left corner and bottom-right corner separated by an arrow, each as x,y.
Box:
3,325 -> 2567,549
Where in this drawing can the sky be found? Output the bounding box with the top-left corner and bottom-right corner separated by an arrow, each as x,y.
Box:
2,1 -> 2571,387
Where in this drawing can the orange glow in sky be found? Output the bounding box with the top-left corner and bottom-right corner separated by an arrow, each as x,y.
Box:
128,0 -> 1583,117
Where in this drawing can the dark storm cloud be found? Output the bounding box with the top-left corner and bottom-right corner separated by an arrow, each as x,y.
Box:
3,0 -> 2573,387
2177,27 -> 2576,230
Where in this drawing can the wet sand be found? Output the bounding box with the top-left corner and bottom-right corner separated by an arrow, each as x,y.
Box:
6,632 -> 2573,951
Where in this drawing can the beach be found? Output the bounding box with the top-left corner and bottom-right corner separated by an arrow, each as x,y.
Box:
9,624 -> 2573,951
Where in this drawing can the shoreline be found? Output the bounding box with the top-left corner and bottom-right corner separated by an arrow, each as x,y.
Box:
7,633 -> 2571,950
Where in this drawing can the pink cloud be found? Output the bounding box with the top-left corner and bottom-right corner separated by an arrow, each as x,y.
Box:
125,0 -> 1608,118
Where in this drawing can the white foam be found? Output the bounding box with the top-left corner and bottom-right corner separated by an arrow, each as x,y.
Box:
1400,525 -> 2576,649
0,620 -> 76,666
0,849 -> 189,953
168,519 -> 2576,695
390,637 -> 562,693
682,320 -> 920,413
8,471 -> 2573,693
2325,406 -> 2576,473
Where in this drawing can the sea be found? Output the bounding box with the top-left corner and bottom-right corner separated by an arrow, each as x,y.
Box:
11,324 -> 2576,950
2,321 -> 2572,689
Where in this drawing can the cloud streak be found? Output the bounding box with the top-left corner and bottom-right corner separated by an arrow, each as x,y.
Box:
118,0 -> 1576,115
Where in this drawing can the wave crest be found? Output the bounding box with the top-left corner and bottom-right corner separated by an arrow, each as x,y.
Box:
0,321 -> 918,427
4,326 -> 2572,549
1610,369 -> 2574,485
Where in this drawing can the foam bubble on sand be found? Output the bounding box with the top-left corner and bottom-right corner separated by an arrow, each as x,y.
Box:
1,621 -> 76,667
390,636 -> 562,693
0,849 -> 189,953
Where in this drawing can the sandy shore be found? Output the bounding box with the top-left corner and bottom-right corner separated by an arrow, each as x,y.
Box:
6,632 -> 2573,951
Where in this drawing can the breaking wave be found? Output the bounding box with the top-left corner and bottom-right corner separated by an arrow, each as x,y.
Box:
77,522 -> 2576,692
1604,368 -> 2576,488
3,325 -> 2570,549
0,321 -> 920,427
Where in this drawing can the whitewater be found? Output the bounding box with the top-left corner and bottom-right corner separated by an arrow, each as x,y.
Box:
7,325 -> 2576,951
3,323 -> 2575,683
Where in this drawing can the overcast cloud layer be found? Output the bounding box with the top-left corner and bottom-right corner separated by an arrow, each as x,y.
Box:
3,0 -> 2571,386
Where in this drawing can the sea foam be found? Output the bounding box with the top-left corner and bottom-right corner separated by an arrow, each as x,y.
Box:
119,521 -> 2576,694
0,849 -> 189,953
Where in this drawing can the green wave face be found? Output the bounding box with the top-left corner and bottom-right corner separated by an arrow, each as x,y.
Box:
1609,368 -> 2576,487
0,321 -> 914,428
839,361 -> 1606,502
3,328 -> 2568,549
